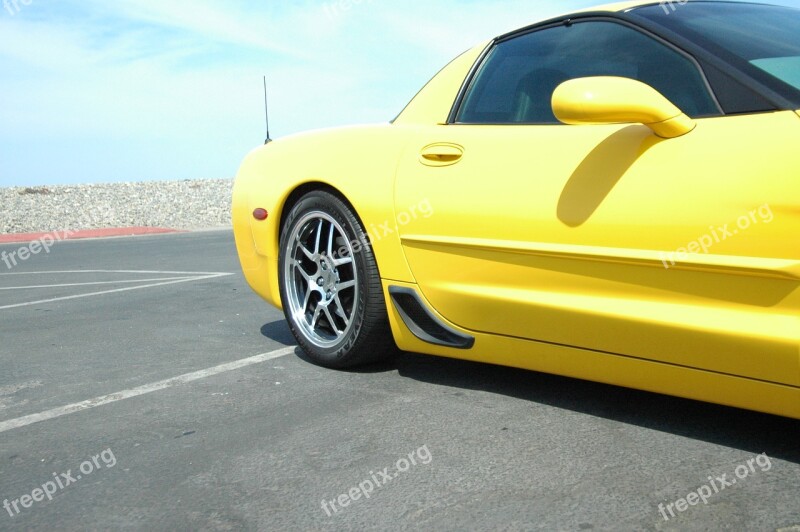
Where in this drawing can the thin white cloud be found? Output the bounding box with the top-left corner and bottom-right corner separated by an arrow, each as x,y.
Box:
68,0 -> 306,58
4,0 -> 797,186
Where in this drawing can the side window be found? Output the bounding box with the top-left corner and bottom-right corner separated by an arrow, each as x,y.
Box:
456,20 -> 719,124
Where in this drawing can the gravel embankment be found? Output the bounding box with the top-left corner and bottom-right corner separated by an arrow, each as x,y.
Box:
0,179 -> 234,234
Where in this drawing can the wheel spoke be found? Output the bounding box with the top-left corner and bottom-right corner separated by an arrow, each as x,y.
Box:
313,220 -> 323,254
301,286 -> 313,313
332,256 -> 353,267
310,305 -> 323,328
291,260 -> 312,281
336,280 -> 356,291
327,222 -> 336,257
322,306 -> 342,337
297,239 -> 315,261
332,294 -> 350,325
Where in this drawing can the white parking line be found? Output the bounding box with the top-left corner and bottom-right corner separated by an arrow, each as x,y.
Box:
0,270 -> 233,276
0,346 -> 297,434
0,272 -> 233,310
0,277 -> 197,290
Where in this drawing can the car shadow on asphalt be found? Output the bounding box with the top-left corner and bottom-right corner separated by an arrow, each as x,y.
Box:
260,320 -> 397,374
392,352 -> 800,465
260,320 -> 298,346
260,320 -> 799,464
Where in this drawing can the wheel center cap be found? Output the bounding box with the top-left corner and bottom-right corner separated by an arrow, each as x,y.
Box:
318,258 -> 337,289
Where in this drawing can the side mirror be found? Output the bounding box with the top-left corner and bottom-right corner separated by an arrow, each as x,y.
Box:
552,76 -> 695,138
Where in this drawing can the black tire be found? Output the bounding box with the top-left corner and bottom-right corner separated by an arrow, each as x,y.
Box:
278,190 -> 396,368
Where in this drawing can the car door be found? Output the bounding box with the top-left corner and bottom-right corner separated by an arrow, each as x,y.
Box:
394,19 -> 800,386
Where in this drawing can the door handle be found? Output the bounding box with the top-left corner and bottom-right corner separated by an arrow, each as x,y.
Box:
419,143 -> 464,166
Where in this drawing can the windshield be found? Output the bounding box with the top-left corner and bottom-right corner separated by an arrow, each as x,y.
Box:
632,2 -> 800,96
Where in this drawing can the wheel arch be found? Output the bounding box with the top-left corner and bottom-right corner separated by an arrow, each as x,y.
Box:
279,182 -> 361,245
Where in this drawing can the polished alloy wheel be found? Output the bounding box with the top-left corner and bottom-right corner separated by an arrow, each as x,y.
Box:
283,211 -> 359,349
279,191 -> 396,368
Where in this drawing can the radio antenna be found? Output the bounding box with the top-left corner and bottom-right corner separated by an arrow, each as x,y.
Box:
263,76 -> 272,144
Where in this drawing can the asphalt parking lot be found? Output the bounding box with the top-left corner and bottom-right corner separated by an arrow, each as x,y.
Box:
0,230 -> 798,531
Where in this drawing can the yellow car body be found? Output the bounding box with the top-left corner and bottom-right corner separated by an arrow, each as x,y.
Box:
234,1 -> 800,419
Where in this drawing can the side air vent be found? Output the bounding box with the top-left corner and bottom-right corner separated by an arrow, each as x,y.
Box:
388,287 -> 475,349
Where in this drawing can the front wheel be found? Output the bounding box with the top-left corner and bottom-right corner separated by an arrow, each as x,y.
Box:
278,190 -> 396,368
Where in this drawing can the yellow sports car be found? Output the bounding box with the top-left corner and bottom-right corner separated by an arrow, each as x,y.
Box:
233,1 -> 800,419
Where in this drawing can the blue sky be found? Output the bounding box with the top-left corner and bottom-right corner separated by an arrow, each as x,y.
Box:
1,0 -> 799,187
